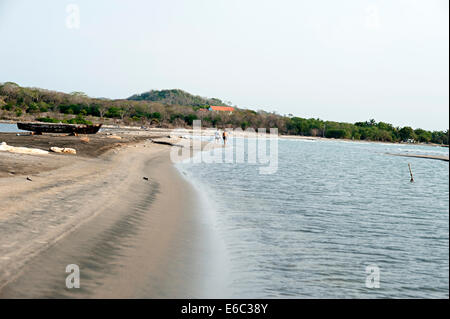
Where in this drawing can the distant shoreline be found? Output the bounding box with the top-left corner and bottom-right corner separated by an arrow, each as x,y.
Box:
1,120 -> 448,148
385,152 -> 449,162
279,134 -> 449,148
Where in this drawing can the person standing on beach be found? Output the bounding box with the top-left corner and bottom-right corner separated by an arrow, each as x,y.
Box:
222,130 -> 228,147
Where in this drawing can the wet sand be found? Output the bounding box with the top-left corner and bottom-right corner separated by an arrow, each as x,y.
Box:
386,152 -> 449,162
0,135 -> 216,298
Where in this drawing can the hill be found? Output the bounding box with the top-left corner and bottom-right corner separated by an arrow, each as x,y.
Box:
0,82 -> 448,145
127,89 -> 228,107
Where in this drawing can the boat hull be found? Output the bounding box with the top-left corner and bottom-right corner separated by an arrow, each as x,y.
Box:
17,122 -> 102,134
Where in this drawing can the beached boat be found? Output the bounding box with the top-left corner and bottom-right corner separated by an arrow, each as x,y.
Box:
17,122 -> 102,134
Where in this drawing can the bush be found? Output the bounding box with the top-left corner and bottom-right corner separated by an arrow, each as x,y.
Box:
39,102 -> 49,112
399,126 -> 415,141
352,132 -> 361,140
64,115 -> 92,125
184,114 -> 198,125
37,115 -> 92,125
27,102 -> 40,113
2,103 -> 13,111
325,129 -> 348,139
170,113 -> 181,121
37,117 -> 59,123
106,107 -> 122,118
241,121 -> 249,130
151,112 -> 161,119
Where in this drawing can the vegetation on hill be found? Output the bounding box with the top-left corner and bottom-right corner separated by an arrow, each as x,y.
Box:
127,89 -> 227,107
0,82 -> 448,145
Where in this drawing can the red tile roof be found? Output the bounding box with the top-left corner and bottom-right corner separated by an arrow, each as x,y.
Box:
210,106 -> 235,112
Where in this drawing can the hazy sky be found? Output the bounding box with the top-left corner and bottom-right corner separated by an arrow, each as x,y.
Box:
0,0 -> 448,130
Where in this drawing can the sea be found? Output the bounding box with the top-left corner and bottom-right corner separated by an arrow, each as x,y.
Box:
176,136 -> 449,298
0,122 -> 26,133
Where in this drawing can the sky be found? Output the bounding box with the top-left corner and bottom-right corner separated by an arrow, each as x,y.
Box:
0,0 -> 448,130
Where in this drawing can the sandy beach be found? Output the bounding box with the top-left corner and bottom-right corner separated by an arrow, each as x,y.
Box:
0,131 -> 216,298
385,152 -> 449,162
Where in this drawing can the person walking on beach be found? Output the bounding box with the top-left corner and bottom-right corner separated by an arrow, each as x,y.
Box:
222,129 -> 228,147
214,129 -> 221,144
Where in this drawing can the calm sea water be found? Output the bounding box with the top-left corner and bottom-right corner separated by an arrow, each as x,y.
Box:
177,138 -> 449,298
0,123 -> 26,133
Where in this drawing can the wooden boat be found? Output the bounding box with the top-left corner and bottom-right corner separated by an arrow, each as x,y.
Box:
17,122 -> 102,134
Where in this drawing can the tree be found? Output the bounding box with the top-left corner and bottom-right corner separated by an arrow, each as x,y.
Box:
414,129 -> 432,143
0,96 -> 6,108
0,82 -> 447,145
399,126 -> 415,141
70,91 -> 88,97
325,128 -> 349,139
97,103 -> 108,118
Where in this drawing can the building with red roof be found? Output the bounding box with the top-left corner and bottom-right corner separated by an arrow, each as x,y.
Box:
209,105 -> 235,113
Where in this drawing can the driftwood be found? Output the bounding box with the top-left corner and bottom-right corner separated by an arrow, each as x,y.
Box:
49,147 -> 77,154
151,140 -> 174,146
0,142 -> 49,155
106,135 -> 122,140
149,138 -> 184,148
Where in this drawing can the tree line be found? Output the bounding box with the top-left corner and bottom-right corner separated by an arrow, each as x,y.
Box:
0,82 -> 448,145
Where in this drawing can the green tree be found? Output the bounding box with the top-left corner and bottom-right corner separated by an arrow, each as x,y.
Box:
399,126 -> 416,141
325,128 -> 349,139
414,129 -> 432,143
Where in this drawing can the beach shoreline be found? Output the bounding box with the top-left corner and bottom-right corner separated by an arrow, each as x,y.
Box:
3,120 -> 447,148
0,133 -> 215,298
385,152 -> 449,162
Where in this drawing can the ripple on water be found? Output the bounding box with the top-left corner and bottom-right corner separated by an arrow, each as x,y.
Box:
178,138 -> 449,298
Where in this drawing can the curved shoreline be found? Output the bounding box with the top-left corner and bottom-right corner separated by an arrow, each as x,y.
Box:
0,140 -> 210,298
174,157 -> 233,298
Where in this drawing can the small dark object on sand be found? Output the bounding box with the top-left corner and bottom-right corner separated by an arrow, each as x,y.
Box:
143,177 -> 149,181
26,177 -> 32,181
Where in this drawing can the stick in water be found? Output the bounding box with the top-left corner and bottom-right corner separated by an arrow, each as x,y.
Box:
408,163 -> 414,183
